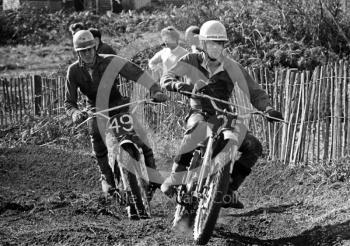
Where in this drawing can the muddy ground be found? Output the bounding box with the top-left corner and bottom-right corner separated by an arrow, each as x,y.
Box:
1,145 -> 350,246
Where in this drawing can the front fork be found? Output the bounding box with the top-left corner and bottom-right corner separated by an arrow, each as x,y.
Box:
195,136 -> 214,196
177,135 -> 237,205
196,137 -> 238,201
176,145 -> 203,206
176,135 -> 216,203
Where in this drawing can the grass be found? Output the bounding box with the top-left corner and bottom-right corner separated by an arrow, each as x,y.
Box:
0,31 -> 185,77
0,41 -> 74,76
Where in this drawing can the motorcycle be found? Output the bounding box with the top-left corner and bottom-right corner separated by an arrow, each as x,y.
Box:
81,99 -> 158,220
172,91 -> 268,245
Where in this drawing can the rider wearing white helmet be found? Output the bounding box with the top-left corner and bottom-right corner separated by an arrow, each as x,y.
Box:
199,20 -> 229,61
66,30 -> 167,199
160,20 -> 283,209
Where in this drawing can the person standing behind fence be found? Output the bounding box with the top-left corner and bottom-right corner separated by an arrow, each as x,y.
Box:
148,26 -> 188,82
185,25 -> 201,53
88,28 -> 116,55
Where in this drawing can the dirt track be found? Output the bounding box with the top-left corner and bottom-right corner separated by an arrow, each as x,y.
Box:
1,145 -> 350,246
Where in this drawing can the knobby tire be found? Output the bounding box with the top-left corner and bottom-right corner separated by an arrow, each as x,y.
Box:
193,161 -> 231,245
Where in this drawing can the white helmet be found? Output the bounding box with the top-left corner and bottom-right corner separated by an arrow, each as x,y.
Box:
73,30 -> 96,51
199,20 -> 228,41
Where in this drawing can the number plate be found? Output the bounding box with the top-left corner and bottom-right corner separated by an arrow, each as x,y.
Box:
108,113 -> 134,135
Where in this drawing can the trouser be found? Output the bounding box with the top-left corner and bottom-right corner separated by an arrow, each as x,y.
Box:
88,116 -> 157,189
174,111 -> 262,190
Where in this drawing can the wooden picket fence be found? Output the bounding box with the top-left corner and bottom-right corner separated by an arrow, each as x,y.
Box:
247,61 -> 350,164
0,61 -> 349,164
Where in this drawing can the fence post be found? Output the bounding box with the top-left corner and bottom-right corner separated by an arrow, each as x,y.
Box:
33,75 -> 42,116
0,78 -> 4,127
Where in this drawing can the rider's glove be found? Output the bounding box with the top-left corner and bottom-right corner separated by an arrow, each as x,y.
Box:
174,82 -> 194,96
265,108 -> 284,122
196,84 -> 214,96
72,110 -> 89,125
152,91 -> 167,103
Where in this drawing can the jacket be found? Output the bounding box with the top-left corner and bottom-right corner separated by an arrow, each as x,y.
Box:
148,46 -> 188,75
65,54 -> 161,116
160,52 -> 271,114
160,52 -> 272,146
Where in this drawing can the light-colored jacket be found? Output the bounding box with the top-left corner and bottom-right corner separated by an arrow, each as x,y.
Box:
148,45 -> 188,80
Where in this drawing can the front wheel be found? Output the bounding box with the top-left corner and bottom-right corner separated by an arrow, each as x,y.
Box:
119,149 -> 151,220
193,161 -> 231,245
124,168 -> 150,219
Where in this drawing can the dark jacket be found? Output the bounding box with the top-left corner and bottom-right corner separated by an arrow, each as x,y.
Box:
160,52 -> 272,146
65,54 -> 160,116
160,52 -> 271,114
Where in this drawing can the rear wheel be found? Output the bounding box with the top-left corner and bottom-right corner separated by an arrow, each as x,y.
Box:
193,161 -> 231,245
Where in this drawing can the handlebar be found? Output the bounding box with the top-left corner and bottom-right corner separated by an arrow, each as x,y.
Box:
93,99 -> 152,118
180,91 -> 287,123
75,99 -> 162,128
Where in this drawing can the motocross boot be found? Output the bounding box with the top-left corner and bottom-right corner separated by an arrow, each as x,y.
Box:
101,174 -> 117,197
142,145 -> 162,201
161,162 -> 187,197
96,154 -> 117,198
222,182 -> 245,209
222,163 -> 249,209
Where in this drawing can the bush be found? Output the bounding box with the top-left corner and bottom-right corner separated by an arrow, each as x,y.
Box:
155,0 -> 349,69
1,0 -> 350,70
0,5 -> 66,45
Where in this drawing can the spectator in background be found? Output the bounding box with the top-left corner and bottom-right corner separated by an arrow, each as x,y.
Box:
185,25 -> 201,53
88,28 -> 116,55
69,22 -> 86,36
148,26 -> 188,82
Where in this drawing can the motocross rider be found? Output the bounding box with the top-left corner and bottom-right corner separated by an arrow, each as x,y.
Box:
64,30 -> 167,199
160,20 -> 283,208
